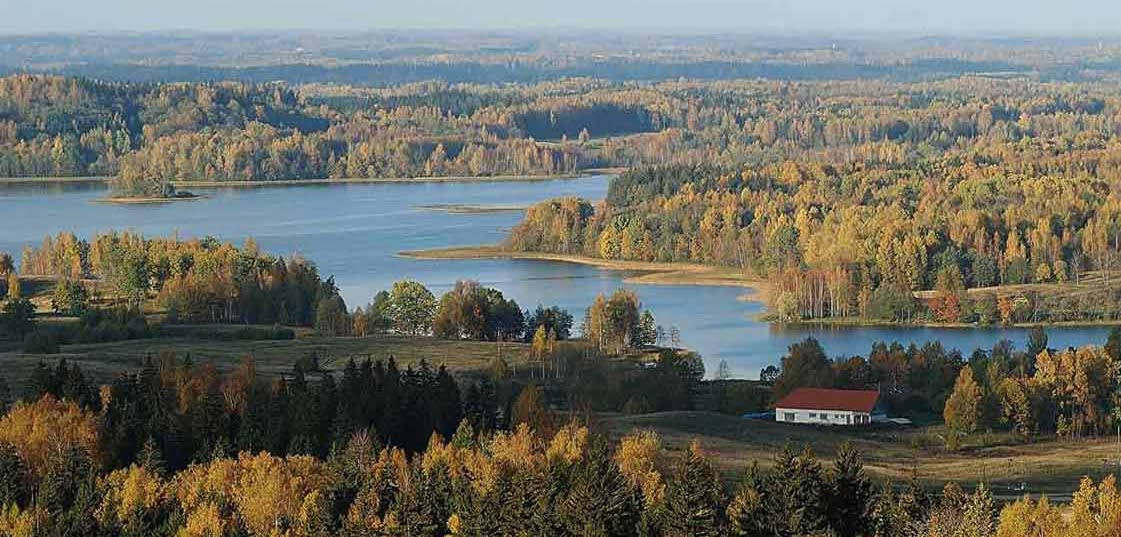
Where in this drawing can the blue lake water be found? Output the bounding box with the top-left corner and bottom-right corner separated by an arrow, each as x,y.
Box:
0,177 -> 1114,378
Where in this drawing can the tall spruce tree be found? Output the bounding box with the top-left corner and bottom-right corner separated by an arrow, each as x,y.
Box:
0,375 -> 10,414
136,436 -> 166,476
663,441 -> 725,537
561,439 -> 641,537
434,365 -> 463,439
0,442 -> 28,508
36,446 -> 99,536
393,458 -> 454,537
826,443 -> 875,537
766,445 -> 828,536
29,360 -> 54,399
727,463 -> 769,537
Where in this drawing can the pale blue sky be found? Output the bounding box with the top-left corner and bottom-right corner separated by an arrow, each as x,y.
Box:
0,0 -> 1117,35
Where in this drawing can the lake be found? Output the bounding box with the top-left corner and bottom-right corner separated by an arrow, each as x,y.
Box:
1,177 -> 1114,378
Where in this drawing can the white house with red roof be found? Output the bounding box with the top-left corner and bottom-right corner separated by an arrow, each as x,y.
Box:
773,387 -> 881,426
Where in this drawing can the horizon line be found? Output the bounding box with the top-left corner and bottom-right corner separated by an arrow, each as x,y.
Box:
1,27 -> 1121,40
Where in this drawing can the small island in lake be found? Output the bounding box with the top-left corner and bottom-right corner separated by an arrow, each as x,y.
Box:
100,190 -> 200,204
414,203 -> 528,214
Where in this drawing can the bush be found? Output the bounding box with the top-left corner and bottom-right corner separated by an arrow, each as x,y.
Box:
69,307 -> 151,344
23,330 -> 59,354
622,396 -> 654,415
296,351 -> 322,372
50,280 -> 89,317
1004,259 -> 1031,285
972,294 -> 998,325
703,380 -> 769,415
870,284 -> 918,321
0,298 -> 36,338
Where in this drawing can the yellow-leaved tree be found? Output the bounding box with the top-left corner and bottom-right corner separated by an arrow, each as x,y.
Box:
0,395 -> 99,482
943,367 -> 982,450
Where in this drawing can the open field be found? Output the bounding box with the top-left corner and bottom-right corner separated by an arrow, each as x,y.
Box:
0,330 -> 531,395
401,244 -> 768,299
601,411 -> 1121,497
913,270 -> 1121,306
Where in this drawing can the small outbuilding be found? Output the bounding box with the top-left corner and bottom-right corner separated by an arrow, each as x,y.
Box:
774,387 -> 881,426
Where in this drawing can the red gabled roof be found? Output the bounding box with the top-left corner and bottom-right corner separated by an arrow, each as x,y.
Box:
773,388 -> 879,413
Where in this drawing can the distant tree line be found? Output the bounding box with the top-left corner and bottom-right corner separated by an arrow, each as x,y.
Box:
17,73 -> 1121,205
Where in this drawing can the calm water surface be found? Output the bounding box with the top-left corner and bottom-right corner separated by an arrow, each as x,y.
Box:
0,178 -> 1113,377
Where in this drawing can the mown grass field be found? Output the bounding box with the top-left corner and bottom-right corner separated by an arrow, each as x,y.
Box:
0,328 -> 531,395
601,411 -> 1121,498
914,270 -> 1121,319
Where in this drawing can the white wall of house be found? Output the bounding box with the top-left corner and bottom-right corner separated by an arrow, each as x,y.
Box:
775,408 -> 872,426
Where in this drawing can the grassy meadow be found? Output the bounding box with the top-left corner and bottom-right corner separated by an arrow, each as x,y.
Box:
0,326 -> 531,395
602,411 -> 1121,498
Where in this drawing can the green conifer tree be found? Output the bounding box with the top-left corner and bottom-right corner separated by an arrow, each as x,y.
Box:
663,441 -> 725,537
0,442 -> 28,508
137,436 -> 166,476
560,439 -> 641,537
827,443 -> 874,537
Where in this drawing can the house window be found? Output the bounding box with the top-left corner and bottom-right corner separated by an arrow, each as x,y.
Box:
784,413 -> 795,422
808,413 -> 816,418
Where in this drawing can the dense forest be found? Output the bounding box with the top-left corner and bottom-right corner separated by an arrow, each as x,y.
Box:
0,350 -> 1116,537
0,378 -> 976,537
7,68 -> 1121,201
0,76 -> 595,196
506,74 -> 1121,324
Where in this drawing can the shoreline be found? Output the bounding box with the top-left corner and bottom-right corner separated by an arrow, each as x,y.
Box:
782,317 -> 1121,330
0,176 -> 109,184
405,246 -> 1121,331
399,244 -> 769,300
94,194 -> 204,205
0,170 -> 618,189
170,170 -> 610,188
414,203 -> 528,214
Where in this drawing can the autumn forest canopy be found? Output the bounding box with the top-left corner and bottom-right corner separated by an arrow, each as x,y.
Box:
10,30 -> 1121,536
3,34 -> 1121,201
502,78 -> 1121,325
